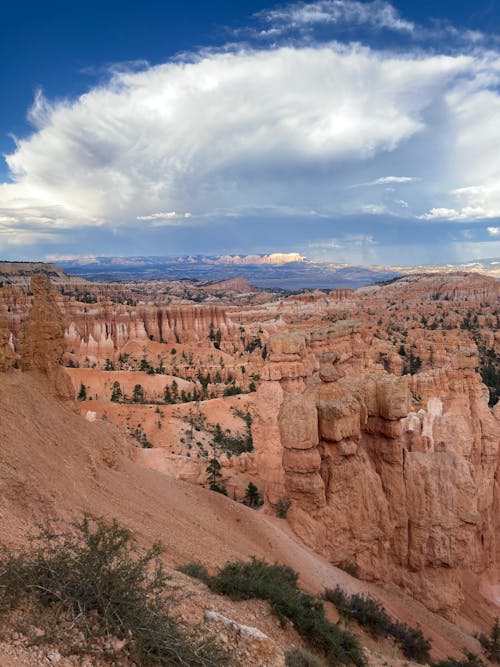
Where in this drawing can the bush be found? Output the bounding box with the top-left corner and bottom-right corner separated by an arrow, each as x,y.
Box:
339,561 -> 359,578
177,562 -> 211,585
325,587 -> 391,637
0,516 -> 227,666
432,651 -> 486,667
285,647 -> 328,666
276,496 -> 292,519
181,557 -> 366,666
325,587 -> 431,663
476,617 -> 500,662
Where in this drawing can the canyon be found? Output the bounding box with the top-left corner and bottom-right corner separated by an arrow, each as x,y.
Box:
0,265 -> 499,665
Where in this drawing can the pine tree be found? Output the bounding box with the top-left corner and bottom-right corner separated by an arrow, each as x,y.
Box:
205,458 -> 227,495
110,381 -> 122,402
243,482 -> 262,508
132,384 -> 145,403
77,383 -> 87,401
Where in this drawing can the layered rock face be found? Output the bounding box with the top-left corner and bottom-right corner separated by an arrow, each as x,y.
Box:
64,303 -> 236,363
0,317 -> 14,372
20,275 -> 73,399
252,326 -> 500,617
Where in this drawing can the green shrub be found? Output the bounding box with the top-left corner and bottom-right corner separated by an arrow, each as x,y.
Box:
339,561 -> 359,578
276,496 -> 292,519
285,646 -> 328,666
0,516 -> 227,666
177,562 -> 211,585
325,586 -> 431,663
432,651 -> 486,667
182,557 -> 366,666
476,617 -> 500,662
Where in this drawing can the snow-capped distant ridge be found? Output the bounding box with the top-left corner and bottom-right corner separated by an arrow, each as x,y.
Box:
180,253 -> 306,265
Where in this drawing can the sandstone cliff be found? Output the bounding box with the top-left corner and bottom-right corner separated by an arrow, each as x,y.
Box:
20,275 -> 73,399
0,316 -> 14,372
252,326 -> 500,618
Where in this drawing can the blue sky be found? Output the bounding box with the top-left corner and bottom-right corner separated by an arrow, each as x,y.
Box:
2,0 -> 500,265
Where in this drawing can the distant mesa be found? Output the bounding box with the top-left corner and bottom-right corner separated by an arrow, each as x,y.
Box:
0,261 -> 86,286
201,276 -> 255,294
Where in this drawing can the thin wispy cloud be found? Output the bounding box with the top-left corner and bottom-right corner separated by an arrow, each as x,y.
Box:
351,176 -> 419,188
136,211 -> 192,221
256,0 -> 415,34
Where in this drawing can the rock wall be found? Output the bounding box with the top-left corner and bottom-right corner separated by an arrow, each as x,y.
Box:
20,275 -> 73,399
0,317 -> 14,372
64,303 -> 236,362
252,326 -> 500,617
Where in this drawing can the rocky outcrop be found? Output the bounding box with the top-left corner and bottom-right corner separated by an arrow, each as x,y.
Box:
0,316 -> 14,372
64,303 -> 236,362
0,261 -> 85,286
252,326 -> 500,617
21,275 -> 73,399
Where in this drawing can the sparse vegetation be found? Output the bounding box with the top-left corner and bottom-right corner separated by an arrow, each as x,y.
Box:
285,647 -> 328,666
212,422 -> 253,456
339,561 -> 359,578
325,586 -> 431,663
0,516 -> 227,665
479,363 -> 500,407
181,558 -> 366,666
476,617 -> 500,663
432,652 -> 486,667
276,496 -> 292,519
130,424 -> 153,448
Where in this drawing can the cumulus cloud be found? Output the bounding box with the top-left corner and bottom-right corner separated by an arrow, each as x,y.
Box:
0,44 -> 475,243
488,226 -> 500,236
420,183 -> 500,221
2,0 -> 500,258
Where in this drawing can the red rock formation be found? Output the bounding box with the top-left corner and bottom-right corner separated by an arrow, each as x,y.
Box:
0,315 -> 14,372
64,302 -> 236,363
252,324 -> 500,617
20,275 -> 73,399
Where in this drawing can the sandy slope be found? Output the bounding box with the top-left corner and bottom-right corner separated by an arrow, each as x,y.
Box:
0,370 -> 493,663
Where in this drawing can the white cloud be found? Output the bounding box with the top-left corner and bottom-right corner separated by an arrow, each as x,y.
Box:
136,211 -> 191,221
351,175 -> 419,188
370,176 -> 418,185
4,14 -> 500,256
420,183 -> 500,221
258,0 -> 415,34
487,226 -> 500,236
1,44 -> 475,247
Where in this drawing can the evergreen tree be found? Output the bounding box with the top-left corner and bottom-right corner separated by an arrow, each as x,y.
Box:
110,381 -> 122,402
77,383 -> 87,401
243,482 -> 262,508
132,384 -> 145,403
205,458 -> 227,495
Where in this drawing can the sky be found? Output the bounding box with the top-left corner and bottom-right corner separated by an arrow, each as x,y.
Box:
2,0 -> 500,265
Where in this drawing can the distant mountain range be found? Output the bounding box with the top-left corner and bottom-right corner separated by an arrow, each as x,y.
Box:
52,254 -> 500,289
